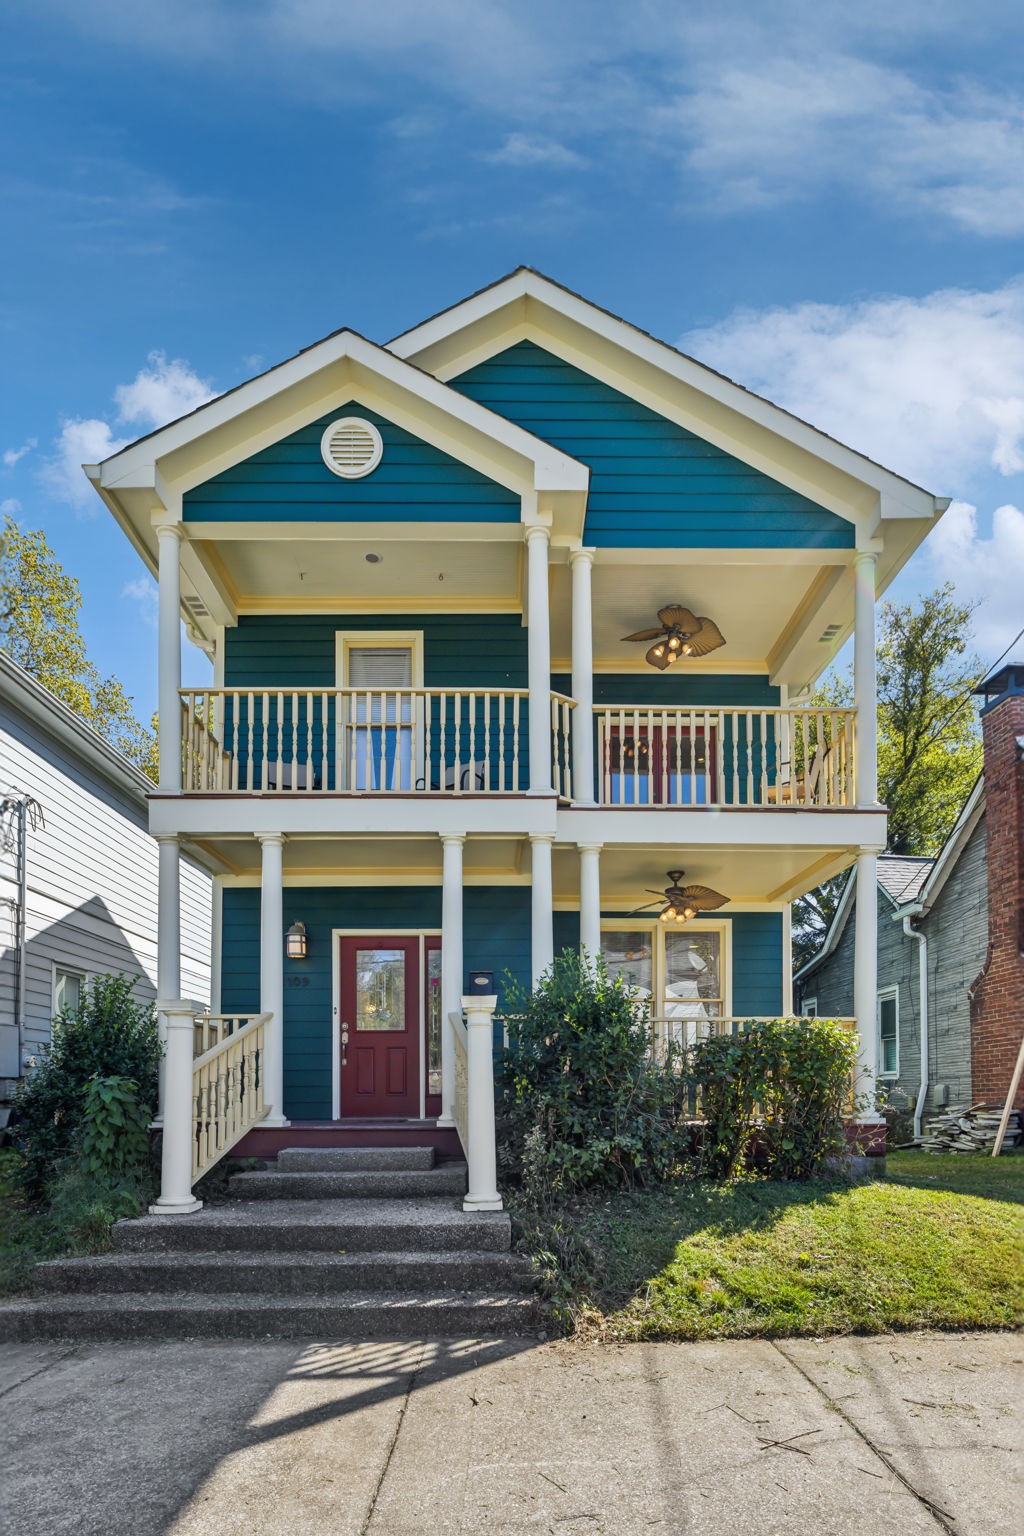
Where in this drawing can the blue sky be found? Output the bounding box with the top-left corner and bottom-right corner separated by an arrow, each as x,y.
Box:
2,0 -> 1023,718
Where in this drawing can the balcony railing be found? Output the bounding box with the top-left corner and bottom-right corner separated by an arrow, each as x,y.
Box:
176,689 -> 854,807
594,705 -> 856,808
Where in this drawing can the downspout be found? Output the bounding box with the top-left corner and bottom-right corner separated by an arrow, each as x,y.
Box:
900,904 -> 928,1140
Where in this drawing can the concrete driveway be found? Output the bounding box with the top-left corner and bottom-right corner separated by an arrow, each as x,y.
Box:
0,1332 -> 1018,1535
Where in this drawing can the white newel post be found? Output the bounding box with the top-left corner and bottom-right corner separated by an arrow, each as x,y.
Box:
854,848 -> 880,1120
579,843 -> 602,963
439,833 -> 465,1126
156,522 -> 183,794
525,525 -> 552,795
154,834 -> 182,1124
461,993 -> 502,1211
150,1001 -> 202,1214
570,548 -> 595,805
530,833 -> 554,986
853,550 -> 878,807
259,833 -> 288,1126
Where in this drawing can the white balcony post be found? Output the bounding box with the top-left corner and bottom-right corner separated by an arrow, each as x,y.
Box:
525,525 -> 552,795
530,833 -> 555,986
258,833 -> 288,1126
854,848 -> 880,1120
156,522 -> 184,794
149,1001 -> 202,1215
461,993 -> 502,1211
439,833 -> 465,1126
578,842 -> 602,963
570,547 -> 596,805
853,550 -> 879,807
154,834 -> 181,1124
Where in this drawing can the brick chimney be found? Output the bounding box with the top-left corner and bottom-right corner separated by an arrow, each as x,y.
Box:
970,664 -> 1024,1108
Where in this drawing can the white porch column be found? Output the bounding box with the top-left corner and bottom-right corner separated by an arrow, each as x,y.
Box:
853,550 -> 879,807
149,1002 -> 202,1214
156,522 -> 183,794
570,548 -> 595,805
258,833 -> 288,1126
853,848 -> 880,1119
525,525 -> 552,795
154,835 -> 182,1123
530,834 -> 555,986
461,993 -> 502,1211
578,842 -> 602,963
439,833 -> 465,1126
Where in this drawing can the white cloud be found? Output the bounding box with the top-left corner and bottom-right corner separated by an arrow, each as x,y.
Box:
482,133 -> 586,169
682,278 -> 1024,491
3,438 -> 36,469
0,498 -> 22,515
41,353 -> 216,511
121,575 -> 159,627
926,500 -> 1024,660
115,351 -> 215,428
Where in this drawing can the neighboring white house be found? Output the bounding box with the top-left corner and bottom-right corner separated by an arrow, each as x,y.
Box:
0,650 -> 213,1119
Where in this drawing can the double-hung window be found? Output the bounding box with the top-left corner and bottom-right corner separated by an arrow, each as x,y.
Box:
878,987 -> 899,1077
53,966 -> 85,1021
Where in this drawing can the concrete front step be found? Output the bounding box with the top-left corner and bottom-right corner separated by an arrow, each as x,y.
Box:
112,1198 -> 512,1254
277,1145 -> 437,1173
34,1249 -> 538,1297
228,1165 -> 467,1201
0,1289 -> 545,1342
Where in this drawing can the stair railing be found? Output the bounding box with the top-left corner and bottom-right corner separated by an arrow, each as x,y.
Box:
191,1011 -> 271,1183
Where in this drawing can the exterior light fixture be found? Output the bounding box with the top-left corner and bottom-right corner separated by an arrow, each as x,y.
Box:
623,606 -> 726,670
285,921 -> 308,960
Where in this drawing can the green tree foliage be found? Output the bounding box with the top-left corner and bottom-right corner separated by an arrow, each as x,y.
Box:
0,514 -> 156,777
794,585 -> 983,968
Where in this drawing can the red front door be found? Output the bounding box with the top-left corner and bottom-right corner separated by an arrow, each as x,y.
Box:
339,936 -> 420,1116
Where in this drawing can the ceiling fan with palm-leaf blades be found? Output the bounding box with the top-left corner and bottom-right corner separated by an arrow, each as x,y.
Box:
634,870 -> 729,925
621,605 -> 726,670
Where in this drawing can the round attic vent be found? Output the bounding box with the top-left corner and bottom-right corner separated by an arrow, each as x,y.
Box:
320,416 -> 383,479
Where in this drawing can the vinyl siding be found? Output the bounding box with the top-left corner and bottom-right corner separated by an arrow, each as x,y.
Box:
0,697 -> 211,1077
450,342 -> 854,550
184,405 -> 518,524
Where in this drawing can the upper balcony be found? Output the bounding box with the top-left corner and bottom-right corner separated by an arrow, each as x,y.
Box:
179,686 -> 857,810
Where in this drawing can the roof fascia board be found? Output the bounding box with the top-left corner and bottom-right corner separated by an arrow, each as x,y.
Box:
97,329 -> 587,502
793,868 -> 855,982
390,270 -> 944,525
908,779 -> 986,914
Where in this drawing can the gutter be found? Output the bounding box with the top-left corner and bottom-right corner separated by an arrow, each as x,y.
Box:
896,903 -> 928,1139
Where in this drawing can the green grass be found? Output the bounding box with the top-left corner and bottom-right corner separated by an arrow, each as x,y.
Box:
513,1152 -> 1024,1340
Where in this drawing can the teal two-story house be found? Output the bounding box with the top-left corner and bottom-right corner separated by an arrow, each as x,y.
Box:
88,269 -> 947,1213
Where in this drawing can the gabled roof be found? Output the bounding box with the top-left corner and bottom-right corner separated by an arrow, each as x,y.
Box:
389,266 -> 949,538
913,776 -> 986,913
877,856 -> 934,905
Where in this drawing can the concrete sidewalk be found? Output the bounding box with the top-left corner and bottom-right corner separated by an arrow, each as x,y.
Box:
0,1332 -> 1018,1535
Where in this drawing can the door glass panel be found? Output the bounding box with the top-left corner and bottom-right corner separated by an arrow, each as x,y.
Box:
426,947 -> 442,1095
600,930 -> 653,1003
664,930 -> 723,1024
355,949 -> 405,1031
347,646 -> 414,789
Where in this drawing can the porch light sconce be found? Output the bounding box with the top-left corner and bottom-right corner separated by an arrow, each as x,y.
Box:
285,921 -> 308,960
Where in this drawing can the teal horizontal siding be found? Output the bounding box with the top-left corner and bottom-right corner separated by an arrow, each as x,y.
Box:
184,405 -> 518,524
451,342 -> 853,550
551,674 -> 779,707
221,883 -> 524,1118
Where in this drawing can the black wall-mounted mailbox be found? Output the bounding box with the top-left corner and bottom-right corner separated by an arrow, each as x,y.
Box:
467,969 -> 495,994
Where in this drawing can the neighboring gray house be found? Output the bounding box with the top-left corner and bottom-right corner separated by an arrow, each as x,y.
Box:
795,784 -> 987,1135
0,651 -> 213,1117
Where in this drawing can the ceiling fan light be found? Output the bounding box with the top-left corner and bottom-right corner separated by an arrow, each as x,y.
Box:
662,905 -> 677,921
681,641 -> 694,656
682,905 -> 697,921
668,635 -> 681,650
645,643 -> 672,670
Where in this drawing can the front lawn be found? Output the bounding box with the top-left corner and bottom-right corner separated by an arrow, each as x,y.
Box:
514,1152 -> 1024,1340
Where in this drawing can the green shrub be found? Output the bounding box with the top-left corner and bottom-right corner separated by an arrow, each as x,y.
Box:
692,1017 -> 858,1180
12,974 -> 160,1199
81,1075 -> 151,1181
498,949 -> 686,1195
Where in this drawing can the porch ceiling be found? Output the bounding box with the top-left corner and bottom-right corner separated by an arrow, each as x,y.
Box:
191,831 -> 853,906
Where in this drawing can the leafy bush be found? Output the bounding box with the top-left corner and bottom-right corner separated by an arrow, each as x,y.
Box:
692,1017 -> 858,1180
498,949 -> 687,1196
81,1075 -> 151,1181
12,974 -> 160,1199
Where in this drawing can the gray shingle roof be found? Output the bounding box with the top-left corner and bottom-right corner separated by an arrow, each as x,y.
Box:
876,855 -> 934,904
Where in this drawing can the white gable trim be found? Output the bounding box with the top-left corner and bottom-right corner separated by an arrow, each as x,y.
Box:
904,777 -> 985,915
389,267 -> 949,535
